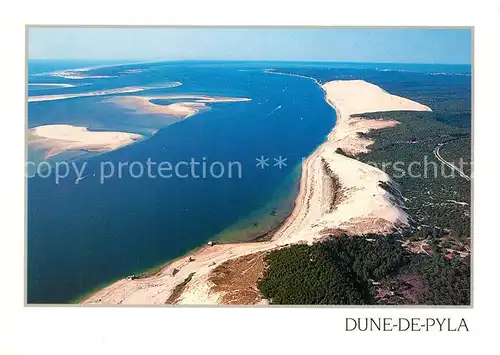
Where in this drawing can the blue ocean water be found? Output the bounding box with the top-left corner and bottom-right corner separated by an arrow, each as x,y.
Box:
27,60 -> 471,303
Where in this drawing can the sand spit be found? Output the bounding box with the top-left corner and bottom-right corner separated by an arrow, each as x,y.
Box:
110,95 -> 252,119
37,67 -> 116,80
28,124 -> 143,159
28,82 -> 182,103
81,80 -> 431,305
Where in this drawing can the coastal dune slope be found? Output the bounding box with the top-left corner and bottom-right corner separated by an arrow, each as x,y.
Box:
81,79 -> 431,305
269,80 -> 431,243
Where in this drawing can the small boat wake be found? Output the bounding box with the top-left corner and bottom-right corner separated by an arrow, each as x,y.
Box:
266,105 -> 282,116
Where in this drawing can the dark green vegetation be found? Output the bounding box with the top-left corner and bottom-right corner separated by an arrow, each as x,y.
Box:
335,147 -> 353,158
258,67 -> 471,305
258,236 -> 470,305
402,253 -> 470,305
356,111 -> 471,238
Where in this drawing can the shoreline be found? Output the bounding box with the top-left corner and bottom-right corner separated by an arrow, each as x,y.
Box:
81,79 -> 431,305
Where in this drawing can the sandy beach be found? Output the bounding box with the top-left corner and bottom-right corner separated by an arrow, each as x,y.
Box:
28,125 -> 143,159
110,95 -> 252,119
81,79 -> 431,305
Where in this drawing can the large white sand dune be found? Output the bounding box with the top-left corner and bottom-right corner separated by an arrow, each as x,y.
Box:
28,83 -> 182,103
82,79 -> 431,305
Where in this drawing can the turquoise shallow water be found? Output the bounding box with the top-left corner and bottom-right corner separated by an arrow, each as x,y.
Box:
27,60 -> 336,303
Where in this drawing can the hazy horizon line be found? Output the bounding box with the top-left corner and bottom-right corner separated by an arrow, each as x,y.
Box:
28,58 -> 472,66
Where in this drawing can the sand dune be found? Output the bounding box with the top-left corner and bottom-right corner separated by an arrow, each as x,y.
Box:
28,124 -> 143,159
81,79 -> 431,305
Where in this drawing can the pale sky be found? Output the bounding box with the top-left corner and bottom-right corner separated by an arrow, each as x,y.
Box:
28,27 -> 472,64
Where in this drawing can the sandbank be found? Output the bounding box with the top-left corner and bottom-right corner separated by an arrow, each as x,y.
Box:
28,124 -> 143,159
28,82 -> 182,103
109,95 -> 252,119
28,83 -> 76,88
